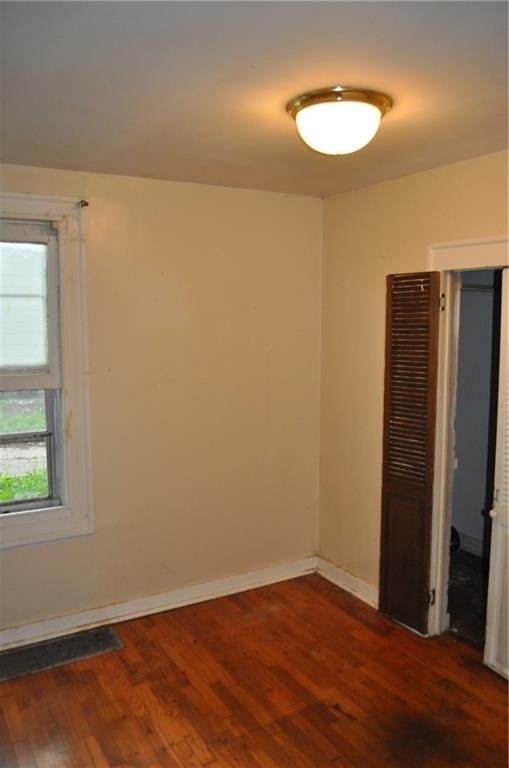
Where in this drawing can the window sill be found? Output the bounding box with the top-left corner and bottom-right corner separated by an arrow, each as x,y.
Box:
0,504 -> 92,549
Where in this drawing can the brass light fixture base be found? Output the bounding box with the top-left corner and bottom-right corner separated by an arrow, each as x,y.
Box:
286,86 -> 393,119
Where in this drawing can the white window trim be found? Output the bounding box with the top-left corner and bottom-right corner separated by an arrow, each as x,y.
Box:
0,193 -> 93,548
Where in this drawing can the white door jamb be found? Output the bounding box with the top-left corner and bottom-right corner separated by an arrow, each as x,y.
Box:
427,236 -> 508,638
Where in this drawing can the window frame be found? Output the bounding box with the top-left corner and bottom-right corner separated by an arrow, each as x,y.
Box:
0,193 -> 92,548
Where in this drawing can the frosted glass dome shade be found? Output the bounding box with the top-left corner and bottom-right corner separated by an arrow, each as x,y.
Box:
295,100 -> 382,155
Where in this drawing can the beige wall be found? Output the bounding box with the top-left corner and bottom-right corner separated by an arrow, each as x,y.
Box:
1,150 -> 507,631
320,150 -> 508,588
0,164 -> 322,629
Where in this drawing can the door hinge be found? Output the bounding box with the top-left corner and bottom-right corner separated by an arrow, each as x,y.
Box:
429,589 -> 436,606
439,293 -> 446,311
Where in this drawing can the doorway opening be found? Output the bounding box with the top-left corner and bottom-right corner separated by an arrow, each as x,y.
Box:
447,269 -> 502,648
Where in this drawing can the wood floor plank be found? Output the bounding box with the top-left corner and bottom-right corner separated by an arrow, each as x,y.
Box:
12,741 -> 37,768
0,574 -> 507,767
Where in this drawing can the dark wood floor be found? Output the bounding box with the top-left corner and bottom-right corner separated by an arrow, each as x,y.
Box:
0,574 -> 507,768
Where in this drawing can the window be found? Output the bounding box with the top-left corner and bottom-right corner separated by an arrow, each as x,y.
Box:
0,194 -> 91,547
1,221 -> 64,513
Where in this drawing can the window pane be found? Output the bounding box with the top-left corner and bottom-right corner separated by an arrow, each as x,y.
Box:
0,242 -> 48,368
0,438 -> 49,504
0,391 -> 47,435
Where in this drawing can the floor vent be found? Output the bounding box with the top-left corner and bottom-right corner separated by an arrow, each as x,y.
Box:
0,627 -> 123,681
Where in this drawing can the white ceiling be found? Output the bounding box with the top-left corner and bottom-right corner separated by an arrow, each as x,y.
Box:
1,2 -> 507,198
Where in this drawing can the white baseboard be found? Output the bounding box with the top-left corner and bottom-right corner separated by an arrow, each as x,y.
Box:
0,556 -> 317,651
458,532 -> 483,557
0,554 -> 378,651
485,659 -> 509,681
316,556 -> 379,608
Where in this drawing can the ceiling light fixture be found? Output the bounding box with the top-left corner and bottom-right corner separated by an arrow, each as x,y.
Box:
286,86 -> 393,156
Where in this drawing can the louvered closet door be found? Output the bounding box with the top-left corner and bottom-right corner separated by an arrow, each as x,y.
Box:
484,269 -> 508,677
379,271 -> 441,634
